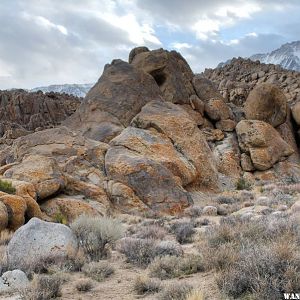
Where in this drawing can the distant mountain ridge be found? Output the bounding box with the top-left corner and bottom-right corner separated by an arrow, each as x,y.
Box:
217,41 -> 300,72
30,83 -> 94,98
250,41 -> 300,72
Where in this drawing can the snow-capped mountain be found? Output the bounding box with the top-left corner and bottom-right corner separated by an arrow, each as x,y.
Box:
30,83 -> 94,98
250,41 -> 300,72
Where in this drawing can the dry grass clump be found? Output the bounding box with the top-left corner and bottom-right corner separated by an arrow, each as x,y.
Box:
160,283 -> 193,300
0,245 -> 8,275
75,278 -> 94,292
185,290 -> 205,300
171,221 -> 195,244
134,275 -> 161,295
20,274 -> 64,300
0,229 -> 14,246
81,261 -> 114,282
70,215 -> 124,260
136,224 -> 168,240
199,215 -> 300,299
0,179 -> 16,194
148,255 -> 204,280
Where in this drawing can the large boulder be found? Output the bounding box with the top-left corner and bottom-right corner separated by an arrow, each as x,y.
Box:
7,218 -> 78,270
236,120 -> 294,170
192,76 -> 223,101
65,60 -> 162,142
244,83 -> 287,127
0,194 -> 27,230
131,100 -> 220,190
105,146 -> 192,215
3,155 -> 65,200
110,127 -> 197,186
131,48 -> 195,104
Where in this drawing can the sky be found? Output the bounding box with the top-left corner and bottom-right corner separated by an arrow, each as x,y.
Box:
1,0 -> 300,89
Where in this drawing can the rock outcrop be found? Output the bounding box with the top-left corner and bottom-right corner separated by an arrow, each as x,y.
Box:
65,59 -> 162,142
0,90 -> 80,138
130,48 -> 195,104
1,46 -> 300,225
244,83 -> 287,127
236,120 -> 294,170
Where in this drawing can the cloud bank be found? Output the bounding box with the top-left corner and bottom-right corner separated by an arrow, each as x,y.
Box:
0,0 -> 300,89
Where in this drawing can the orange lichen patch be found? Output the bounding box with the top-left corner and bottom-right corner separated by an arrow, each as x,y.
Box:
0,194 -> 27,230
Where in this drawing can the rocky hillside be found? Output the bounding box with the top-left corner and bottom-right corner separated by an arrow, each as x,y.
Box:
0,47 -> 300,232
250,41 -> 300,72
0,89 -> 80,142
31,83 -> 93,98
1,46 -> 300,300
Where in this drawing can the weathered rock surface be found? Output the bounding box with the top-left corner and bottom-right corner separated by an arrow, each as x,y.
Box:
3,155 -> 65,200
105,145 -> 192,214
40,196 -> 102,223
244,83 -> 287,127
7,218 -> 78,270
0,270 -> 29,292
0,90 -> 80,137
65,59 -> 162,142
131,100 -> 220,190
131,48 -> 195,104
236,120 -> 294,170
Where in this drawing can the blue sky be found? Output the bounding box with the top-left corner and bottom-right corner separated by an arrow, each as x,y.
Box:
0,0 -> 300,89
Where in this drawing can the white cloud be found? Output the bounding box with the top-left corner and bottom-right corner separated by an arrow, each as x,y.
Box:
22,13 -> 68,35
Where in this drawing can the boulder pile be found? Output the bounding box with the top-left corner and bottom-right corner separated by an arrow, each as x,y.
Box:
1,47 -> 300,228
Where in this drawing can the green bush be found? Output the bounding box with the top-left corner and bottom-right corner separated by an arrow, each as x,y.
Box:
236,177 -> 251,190
0,179 -> 16,194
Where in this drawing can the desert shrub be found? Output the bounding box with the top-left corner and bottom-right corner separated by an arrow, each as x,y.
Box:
160,283 -> 192,300
184,205 -> 203,217
154,240 -> 183,257
81,261 -> 114,282
21,274 -> 64,300
185,290 -> 205,300
75,279 -> 93,292
118,238 -> 157,267
0,179 -> 16,194
70,215 -> 124,260
216,196 -> 236,204
193,218 -> 210,227
134,275 -> 161,295
236,177 -> 251,190
199,214 -> 300,299
201,242 -> 239,271
148,255 -> 204,280
136,224 -> 167,240
171,222 -> 195,244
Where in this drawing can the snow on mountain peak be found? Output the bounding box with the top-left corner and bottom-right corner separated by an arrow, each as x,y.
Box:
250,41 -> 300,72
